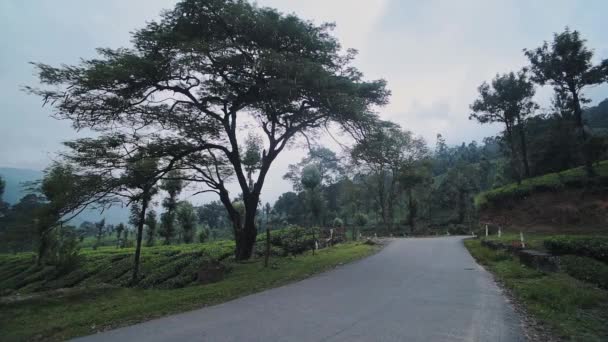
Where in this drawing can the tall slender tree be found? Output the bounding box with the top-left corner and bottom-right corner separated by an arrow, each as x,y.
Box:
470,70 -> 537,180
123,154 -> 160,282
32,162 -> 110,265
144,210 -> 158,247
525,28 -> 608,176
159,171 -> 184,245
93,218 -> 106,250
176,201 -> 197,243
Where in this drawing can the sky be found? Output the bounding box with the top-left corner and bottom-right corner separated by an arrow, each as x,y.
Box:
1,0 -> 608,205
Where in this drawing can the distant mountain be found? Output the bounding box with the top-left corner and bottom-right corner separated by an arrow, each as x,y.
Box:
584,98 -> 608,131
0,167 -> 43,204
0,167 -> 130,225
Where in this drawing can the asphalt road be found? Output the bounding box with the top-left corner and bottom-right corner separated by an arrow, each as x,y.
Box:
75,237 -> 525,342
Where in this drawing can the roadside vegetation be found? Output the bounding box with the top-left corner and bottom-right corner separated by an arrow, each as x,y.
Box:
475,160 -> 608,209
465,239 -> 608,341
0,241 -> 377,341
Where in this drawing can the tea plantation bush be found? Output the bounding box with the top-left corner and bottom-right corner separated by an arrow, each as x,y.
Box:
256,226 -> 318,256
560,255 -> 608,289
475,160 -> 608,209
544,236 -> 608,264
0,241 -> 235,295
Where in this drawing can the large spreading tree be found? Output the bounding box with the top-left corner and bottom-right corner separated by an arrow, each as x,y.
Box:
28,0 -> 389,260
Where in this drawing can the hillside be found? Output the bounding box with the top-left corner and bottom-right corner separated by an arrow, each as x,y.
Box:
475,161 -> 608,233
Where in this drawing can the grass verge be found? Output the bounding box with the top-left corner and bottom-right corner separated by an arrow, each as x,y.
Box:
464,239 -> 608,341
0,242 -> 377,341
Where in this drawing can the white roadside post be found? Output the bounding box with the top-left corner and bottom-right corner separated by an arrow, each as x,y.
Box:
485,225 -> 489,237
520,232 -> 526,249
498,227 -> 502,238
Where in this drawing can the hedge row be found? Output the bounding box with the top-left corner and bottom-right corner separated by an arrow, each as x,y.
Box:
560,255 -> 608,289
544,236 -> 608,264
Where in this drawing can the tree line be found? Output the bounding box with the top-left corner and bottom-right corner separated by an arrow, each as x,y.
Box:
0,0 -> 606,284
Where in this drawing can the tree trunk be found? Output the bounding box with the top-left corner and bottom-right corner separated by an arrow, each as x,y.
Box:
457,190 -> 466,224
36,229 -> 49,266
217,186 -> 246,259
235,197 -> 258,260
386,172 -> 398,231
132,193 -> 148,283
516,117 -> 531,178
376,172 -> 388,228
571,90 -> 595,177
506,125 -> 522,184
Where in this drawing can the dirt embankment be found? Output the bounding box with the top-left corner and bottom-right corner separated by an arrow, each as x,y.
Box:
479,188 -> 608,234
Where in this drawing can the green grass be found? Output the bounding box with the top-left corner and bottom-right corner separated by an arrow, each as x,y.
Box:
465,239 -> 608,341
475,160 -> 608,209
0,242 -> 377,341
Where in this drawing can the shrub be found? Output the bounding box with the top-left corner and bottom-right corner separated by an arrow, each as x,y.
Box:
332,218 -> 344,228
256,226 -> 316,256
46,227 -> 82,274
198,227 -> 209,243
560,255 -> 608,289
544,236 -> 608,264
447,224 -> 468,235
353,213 -> 369,227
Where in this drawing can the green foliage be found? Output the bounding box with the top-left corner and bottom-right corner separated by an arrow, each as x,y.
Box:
255,226 -> 318,256
544,236 -> 608,264
301,165 -> 322,190
353,213 -> 368,227
284,147 -> 341,191
144,210 -> 158,247
332,217 -> 344,227
0,241 -> 236,296
198,227 -> 209,244
475,160 -> 608,209
176,201 -> 197,244
46,226 -> 82,274
158,171 -> 184,245
525,28 -> 608,94
272,192 -> 304,225
560,255 -> 608,289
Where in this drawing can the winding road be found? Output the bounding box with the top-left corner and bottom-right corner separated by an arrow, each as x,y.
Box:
75,237 -> 525,341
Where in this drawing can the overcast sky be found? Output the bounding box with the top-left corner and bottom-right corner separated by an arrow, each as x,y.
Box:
1,0 -> 607,204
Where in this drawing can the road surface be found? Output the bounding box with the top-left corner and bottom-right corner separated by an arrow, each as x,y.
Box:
76,237 -> 525,341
